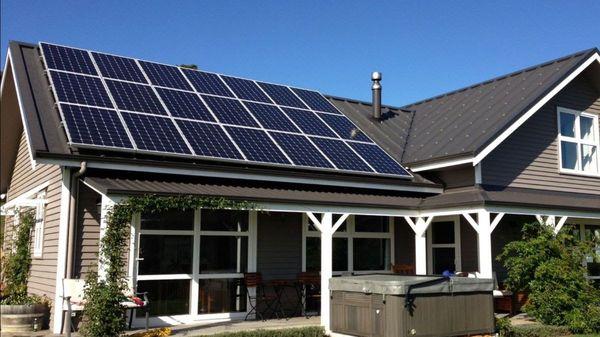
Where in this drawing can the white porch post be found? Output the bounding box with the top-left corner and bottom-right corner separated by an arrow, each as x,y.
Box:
404,216 -> 433,275
98,195 -> 119,280
477,211 -> 493,279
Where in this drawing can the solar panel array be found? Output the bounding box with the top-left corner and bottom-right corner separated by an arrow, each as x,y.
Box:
40,42 -> 411,178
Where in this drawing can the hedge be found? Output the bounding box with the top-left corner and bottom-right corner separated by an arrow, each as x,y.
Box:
500,323 -> 572,337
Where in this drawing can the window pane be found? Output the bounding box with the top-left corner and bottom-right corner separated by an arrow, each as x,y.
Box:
305,237 -> 348,272
139,235 -> 192,275
200,236 -> 247,273
561,141 -> 578,170
353,238 -> 390,271
198,278 -> 247,314
432,248 -> 456,274
580,116 -> 595,142
432,221 -> 455,244
560,112 -> 575,137
355,215 -> 389,232
137,280 -> 190,316
581,144 -> 598,173
141,209 -> 194,230
201,210 -> 248,231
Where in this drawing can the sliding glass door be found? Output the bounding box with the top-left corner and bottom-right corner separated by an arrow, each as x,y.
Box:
134,209 -> 253,318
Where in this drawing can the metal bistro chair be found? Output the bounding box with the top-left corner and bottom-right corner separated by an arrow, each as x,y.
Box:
297,272 -> 321,318
243,273 -> 280,321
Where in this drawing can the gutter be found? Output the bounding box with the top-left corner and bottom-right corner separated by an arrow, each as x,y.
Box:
65,161 -> 86,279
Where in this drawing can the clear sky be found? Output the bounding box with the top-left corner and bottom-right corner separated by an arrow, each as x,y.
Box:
1,1 -> 599,106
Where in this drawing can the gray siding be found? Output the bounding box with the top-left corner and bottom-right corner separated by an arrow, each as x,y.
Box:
482,75 -> 600,194
256,212 -> 302,280
73,184 -> 101,279
491,215 -> 533,282
460,219 -> 478,272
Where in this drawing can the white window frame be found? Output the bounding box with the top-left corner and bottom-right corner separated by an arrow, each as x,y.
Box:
427,215 -> 462,274
302,214 -> 395,275
131,208 -> 256,323
32,192 -> 46,258
557,107 -> 600,177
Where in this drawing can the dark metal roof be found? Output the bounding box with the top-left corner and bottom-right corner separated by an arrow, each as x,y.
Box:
329,48 -> 599,166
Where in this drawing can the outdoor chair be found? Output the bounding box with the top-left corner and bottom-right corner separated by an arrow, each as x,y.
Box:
297,272 -> 321,318
492,272 -> 514,315
391,263 -> 416,275
61,278 -> 150,336
243,273 -> 280,321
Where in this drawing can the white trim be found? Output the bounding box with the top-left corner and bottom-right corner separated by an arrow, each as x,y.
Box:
1,182 -> 50,211
130,312 -> 247,329
474,52 -> 600,165
32,191 -> 46,257
98,195 -> 118,280
6,50 -> 37,169
52,168 -> 71,334
427,215 -> 461,274
37,157 -> 442,195
474,163 -> 482,184
556,107 -> 600,176
409,156 -> 473,172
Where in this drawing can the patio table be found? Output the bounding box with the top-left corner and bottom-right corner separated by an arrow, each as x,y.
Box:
265,279 -> 302,319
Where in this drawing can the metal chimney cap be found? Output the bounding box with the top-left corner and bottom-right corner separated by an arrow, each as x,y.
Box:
371,71 -> 382,81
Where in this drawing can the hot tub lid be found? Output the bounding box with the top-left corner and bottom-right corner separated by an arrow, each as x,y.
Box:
329,274 -> 493,295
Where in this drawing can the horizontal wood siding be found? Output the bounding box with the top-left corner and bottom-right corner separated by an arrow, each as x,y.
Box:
5,132 -> 63,302
73,184 -> 101,279
482,75 -> 600,194
256,212 -> 302,280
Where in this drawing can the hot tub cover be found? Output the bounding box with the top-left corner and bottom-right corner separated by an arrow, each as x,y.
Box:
329,274 -> 493,295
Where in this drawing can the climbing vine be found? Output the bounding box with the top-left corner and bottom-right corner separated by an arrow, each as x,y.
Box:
81,194 -> 256,337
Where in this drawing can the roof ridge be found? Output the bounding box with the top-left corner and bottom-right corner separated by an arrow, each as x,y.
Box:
402,47 -> 599,109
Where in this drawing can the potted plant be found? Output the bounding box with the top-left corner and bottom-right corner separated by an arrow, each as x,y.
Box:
0,210 -> 49,332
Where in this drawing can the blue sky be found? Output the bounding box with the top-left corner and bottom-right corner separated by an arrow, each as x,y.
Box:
2,1 -> 599,106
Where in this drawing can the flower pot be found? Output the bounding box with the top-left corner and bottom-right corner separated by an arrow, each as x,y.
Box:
514,291 -> 529,312
0,303 -> 46,332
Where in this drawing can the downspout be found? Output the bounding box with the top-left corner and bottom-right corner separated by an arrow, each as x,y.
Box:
65,161 -> 87,279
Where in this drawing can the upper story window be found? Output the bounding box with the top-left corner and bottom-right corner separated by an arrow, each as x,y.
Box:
557,107 -> 599,176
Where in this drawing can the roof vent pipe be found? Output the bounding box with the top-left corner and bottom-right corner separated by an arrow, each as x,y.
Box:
371,71 -> 382,120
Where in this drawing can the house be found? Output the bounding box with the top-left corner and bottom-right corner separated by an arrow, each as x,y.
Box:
1,41 -> 599,334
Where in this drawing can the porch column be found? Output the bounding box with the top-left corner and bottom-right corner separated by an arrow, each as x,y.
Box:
98,195 -> 119,280
404,216 -> 433,275
463,211 -> 504,279
306,212 -> 349,332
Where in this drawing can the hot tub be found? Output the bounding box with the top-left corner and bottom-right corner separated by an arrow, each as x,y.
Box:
329,275 -> 494,337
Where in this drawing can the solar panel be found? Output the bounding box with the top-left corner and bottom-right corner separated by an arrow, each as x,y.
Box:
225,127 -> 290,164
270,132 -> 333,168
156,88 -> 215,121
92,52 -> 147,83
221,76 -> 272,103
61,104 -> 133,149
49,71 -> 113,108
177,120 -> 243,159
291,88 -> 341,114
282,108 -> 337,137
41,42 -> 413,179
201,95 -> 259,127
318,112 -> 372,142
311,137 -> 373,172
243,102 -> 300,132
258,82 -> 308,109
138,61 -> 192,91
121,112 -> 191,154
106,80 -> 167,115
181,69 -> 234,97
349,142 -> 409,175
41,43 -> 97,75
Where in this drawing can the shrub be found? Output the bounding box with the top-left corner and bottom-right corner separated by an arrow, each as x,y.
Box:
203,326 -> 325,337
499,323 -> 571,337
0,210 -> 41,305
498,222 -> 600,333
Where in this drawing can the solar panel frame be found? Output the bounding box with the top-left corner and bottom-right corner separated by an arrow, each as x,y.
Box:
177,120 -> 244,159
348,142 -> 410,176
310,137 -> 374,173
121,112 -> 193,154
40,42 -> 413,179
91,52 -> 148,83
181,69 -> 235,97
138,60 -> 193,91
60,103 -> 134,149
257,82 -> 308,109
282,107 -> 338,137
40,43 -> 98,75
269,132 -> 334,168
106,79 -> 168,115
156,88 -> 216,121
317,112 -> 373,142
48,71 -> 114,108
290,87 -> 342,114
221,75 -> 273,103
201,95 -> 260,127
243,102 -> 301,133
225,126 -> 291,164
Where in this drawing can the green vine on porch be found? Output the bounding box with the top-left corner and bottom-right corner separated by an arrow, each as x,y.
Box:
81,194 -> 256,337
